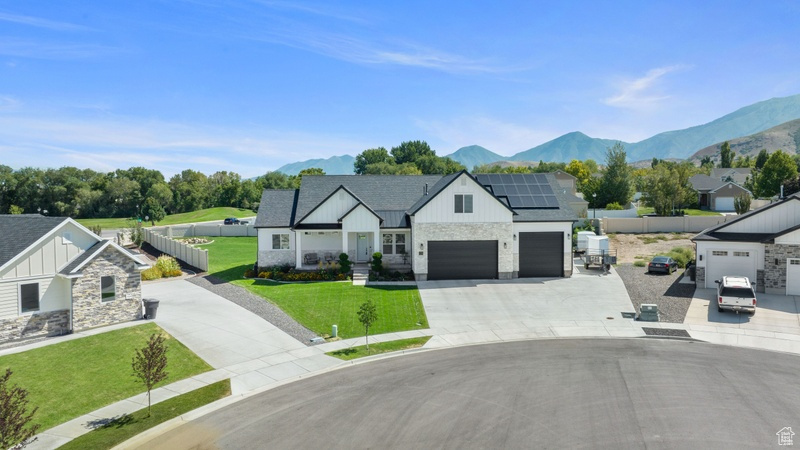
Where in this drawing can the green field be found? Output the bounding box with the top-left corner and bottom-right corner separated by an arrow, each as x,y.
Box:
637,207 -> 722,216
76,207 -> 255,229
58,380 -> 231,450
197,237 -> 428,339
0,323 -> 211,431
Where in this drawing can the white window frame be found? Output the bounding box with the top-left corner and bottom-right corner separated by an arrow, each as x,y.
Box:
101,276 -> 116,302
712,251 -> 728,256
272,233 -> 290,250
19,282 -> 40,314
455,194 -> 473,214
733,251 -> 750,257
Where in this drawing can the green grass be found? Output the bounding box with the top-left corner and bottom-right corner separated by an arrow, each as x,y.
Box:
637,207 -> 721,216
57,379 -> 231,450
327,336 -> 431,360
198,236 -> 428,338
76,207 -> 254,229
194,236 -> 257,282
238,280 -> 427,338
0,323 -> 212,432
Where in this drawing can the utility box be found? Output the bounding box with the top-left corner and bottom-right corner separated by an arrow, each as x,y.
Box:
576,231 -> 595,253
639,303 -> 659,322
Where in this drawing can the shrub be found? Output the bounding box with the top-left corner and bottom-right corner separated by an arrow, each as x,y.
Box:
243,269 -> 256,278
258,271 -> 271,279
371,252 -> 383,273
141,266 -> 163,280
155,255 -> 182,277
605,202 -> 624,210
633,260 -> 646,267
734,193 -> 751,215
666,246 -> 694,268
339,253 -> 352,273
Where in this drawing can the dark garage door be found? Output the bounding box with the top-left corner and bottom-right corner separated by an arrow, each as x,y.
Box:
428,241 -> 498,280
519,232 -> 563,277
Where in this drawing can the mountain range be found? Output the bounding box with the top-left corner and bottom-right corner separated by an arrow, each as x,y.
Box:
689,118 -> 800,162
276,94 -> 800,175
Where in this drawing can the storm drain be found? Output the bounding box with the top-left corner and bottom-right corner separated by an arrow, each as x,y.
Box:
641,328 -> 691,338
621,312 -> 636,319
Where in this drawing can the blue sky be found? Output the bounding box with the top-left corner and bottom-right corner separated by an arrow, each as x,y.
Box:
1,0 -> 798,177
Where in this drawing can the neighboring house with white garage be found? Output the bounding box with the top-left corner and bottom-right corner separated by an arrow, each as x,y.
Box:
689,174 -> 751,212
254,171 -> 577,281
692,193 -> 800,295
0,215 -> 149,343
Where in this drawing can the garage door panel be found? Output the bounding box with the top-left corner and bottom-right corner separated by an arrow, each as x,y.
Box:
519,232 -> 563,278
715,197 -> 735,212
705,249 -> 756,288
428,241 -> 497,280
787,259 -> 800,295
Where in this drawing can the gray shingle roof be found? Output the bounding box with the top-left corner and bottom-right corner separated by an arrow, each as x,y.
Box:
375,210 -> 410,228
0,215 -> 68,269
254,190 -> 298,228
59,241 -> 107,275
689,174 -> 726,191
692,193 -> 800,241
711,168 -> 751,178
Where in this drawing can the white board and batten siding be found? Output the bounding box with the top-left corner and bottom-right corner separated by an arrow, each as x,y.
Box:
300,189 -> 358,224
341,204 -> 380,232
722,200 -> 800,234
414,173 -> 513,224
0,221 -> 97,280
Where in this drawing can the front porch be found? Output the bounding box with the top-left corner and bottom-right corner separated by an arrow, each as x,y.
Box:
294,230 -> 411,270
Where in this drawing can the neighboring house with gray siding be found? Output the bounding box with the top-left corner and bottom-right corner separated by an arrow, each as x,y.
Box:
689,174 -> 751,212
255,171 -> 577,281
0,215 -> 149,343
692,193 -> 800,295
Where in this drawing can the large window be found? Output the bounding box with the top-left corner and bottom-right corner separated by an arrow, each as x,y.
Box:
455,194 -> 473,214
101,276 -> 116,302
20,283 -> 39,313
382,233 -> 407,255
272,234 -> 290,250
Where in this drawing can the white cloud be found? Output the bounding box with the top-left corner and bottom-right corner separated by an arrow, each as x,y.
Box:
0,115 -> 368,177
414,116 -> 559,155
0,11 -> 90,31
603,65 -> 688,110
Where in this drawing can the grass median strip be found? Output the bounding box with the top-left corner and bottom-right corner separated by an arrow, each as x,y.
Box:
57,379 -> 231,450
327,336 -> 431,360
0,322 -> 212,431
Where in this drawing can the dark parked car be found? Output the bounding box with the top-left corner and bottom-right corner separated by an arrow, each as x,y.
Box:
239,220 -> 250,225
647,256 -> 678,274
223,217 -> 240,225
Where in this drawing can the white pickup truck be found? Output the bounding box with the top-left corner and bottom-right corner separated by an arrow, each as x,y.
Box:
715,276 -> 757,314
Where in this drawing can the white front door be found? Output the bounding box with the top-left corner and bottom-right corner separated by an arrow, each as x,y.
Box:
356,233 -> 369,262
787,259 -> 800,295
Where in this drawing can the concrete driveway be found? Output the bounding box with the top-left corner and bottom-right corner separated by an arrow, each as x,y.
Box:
418,264 -> 637,339
685,288 -> 800,334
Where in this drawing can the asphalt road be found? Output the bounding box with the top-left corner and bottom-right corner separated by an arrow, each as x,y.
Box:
143,339 -> 800,449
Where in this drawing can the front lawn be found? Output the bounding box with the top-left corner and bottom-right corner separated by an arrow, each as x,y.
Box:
198,236 -> 428,339
238,280 -> 428,339
76,207 -> 255,229
0,323 -> 211,431
637,207 -> 722,216
58,379 -> 231,450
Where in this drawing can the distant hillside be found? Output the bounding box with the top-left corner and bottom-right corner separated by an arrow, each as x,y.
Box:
626,94 -> 800,160
510,132 -> 625,163
688,119 -> 800,163
276,155 -> 355,175
445,145 -> 505,170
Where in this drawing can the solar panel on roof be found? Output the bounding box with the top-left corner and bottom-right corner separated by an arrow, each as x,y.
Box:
529,184 -> 542,195
546,196 -> 560,207
511,173 -> 525,183
534,173 -> 547,184
500,174 -> 513,183
540,184 -> 554,195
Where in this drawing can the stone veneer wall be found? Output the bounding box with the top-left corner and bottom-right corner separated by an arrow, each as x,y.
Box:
696,266 -> 705,288
0,309 -> 69,343
258,249 -> 294,269
763,244 -> 800,294
412,222 -> 514,281
71,246 -> 142,331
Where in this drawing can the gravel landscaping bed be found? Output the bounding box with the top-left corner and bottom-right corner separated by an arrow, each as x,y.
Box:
188,275 -> 320,345
641,327 -> 692,338
615,264 -> 695,323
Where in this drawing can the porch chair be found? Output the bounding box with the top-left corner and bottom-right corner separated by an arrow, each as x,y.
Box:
324,252 -> 334,262
303,252 -> 320,265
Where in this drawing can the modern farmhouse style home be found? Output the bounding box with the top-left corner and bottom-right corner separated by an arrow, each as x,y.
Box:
255,171 -> 578,281
693,193 -> 800,294
0,215 -> 149,343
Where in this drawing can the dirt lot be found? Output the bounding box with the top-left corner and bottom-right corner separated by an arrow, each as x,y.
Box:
608,232 -> 695,264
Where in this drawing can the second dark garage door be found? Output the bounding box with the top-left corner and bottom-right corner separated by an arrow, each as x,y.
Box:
428,241 -> 498,280
519,232 -> 563,277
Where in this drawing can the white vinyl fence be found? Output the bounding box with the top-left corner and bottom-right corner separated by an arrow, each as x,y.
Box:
151,224 -> 257,238
602,215 -> 733,234
143,228 -> 209,271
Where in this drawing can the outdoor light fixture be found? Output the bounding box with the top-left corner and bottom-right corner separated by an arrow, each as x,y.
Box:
699,255 -> 702,261
504,242 -> 507,249
420,243 -> 424,250
513,234 -> 517,241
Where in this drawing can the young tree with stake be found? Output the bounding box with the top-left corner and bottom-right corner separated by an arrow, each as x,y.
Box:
357,300 -> 378,354
131,333 -> 169,417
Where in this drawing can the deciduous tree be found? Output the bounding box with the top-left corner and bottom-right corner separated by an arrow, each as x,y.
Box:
354,147 -> 393,174
357,300 -> 378,353
0,368 -> 40,449
718,141 -> 734,168
593,142 -> 633,208
131,333 -> 169,417
755,150 -> 798,197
